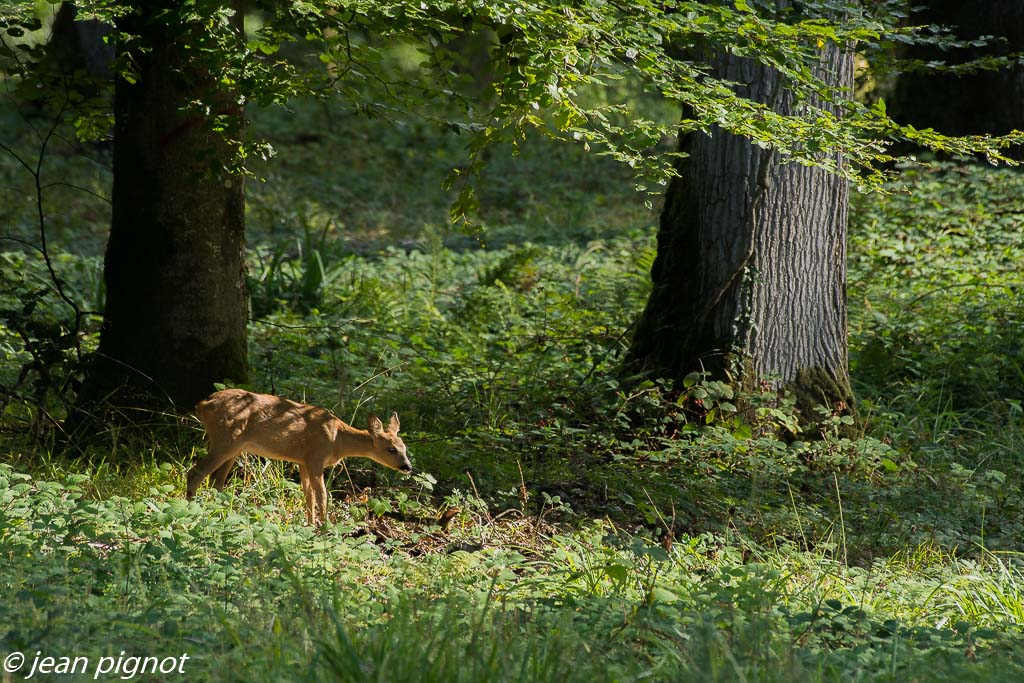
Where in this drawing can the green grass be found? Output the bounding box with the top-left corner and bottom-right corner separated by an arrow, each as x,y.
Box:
4,463 -> 1024,681
3,89 -> 1024,681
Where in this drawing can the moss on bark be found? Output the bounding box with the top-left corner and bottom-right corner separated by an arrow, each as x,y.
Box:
785,366 -> 857,433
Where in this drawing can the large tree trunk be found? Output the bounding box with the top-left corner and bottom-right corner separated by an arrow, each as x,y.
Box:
83,2 -> 248,411
888,0 -> 1024,142
628,40 -> 854,419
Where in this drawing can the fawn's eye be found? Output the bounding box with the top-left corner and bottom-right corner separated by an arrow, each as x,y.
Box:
387,447 -> 398,454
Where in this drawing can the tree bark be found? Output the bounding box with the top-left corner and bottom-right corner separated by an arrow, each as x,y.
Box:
888,0 -> 1024,143
628,39 -> 854,419
83,2 -> 248,411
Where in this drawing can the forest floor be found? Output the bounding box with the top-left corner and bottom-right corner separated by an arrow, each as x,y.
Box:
2,94 -> 1024,681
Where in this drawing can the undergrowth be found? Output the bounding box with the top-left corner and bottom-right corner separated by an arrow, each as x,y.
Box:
3,82 -> 1024,680
4,464 -> 1024,682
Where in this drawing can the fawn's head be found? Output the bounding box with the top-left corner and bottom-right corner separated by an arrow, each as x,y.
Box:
367,412 -> 413,474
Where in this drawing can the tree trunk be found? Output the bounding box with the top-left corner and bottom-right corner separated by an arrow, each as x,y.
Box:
83,2 -> 248,412
628,40 -> 854,419
50,3 -> 113,81
888,0 -> 1024,143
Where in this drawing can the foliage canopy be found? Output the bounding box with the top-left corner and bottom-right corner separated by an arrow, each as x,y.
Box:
2,0 -> 1021,226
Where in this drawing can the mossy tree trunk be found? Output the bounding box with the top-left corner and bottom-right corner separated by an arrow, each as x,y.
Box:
84,1 -> 248,412
627,37 -> 855,420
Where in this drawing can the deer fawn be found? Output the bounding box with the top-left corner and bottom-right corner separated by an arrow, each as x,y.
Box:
187,388 -> 412,525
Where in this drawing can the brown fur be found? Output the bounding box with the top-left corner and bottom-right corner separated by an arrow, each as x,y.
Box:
187,389 -> 412,525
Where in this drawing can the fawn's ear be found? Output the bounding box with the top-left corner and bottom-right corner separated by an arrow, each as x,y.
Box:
388,412 -> 400,434
368,414 -> 385,436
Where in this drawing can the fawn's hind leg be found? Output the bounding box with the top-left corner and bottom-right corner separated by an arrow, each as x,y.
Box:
212,456 -> 239,490
298,464 -> 316,525
187,440 -> 242,499
308,469 -> 329,526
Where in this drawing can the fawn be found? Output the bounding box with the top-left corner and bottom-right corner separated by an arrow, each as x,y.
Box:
187,388 -> 412,525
